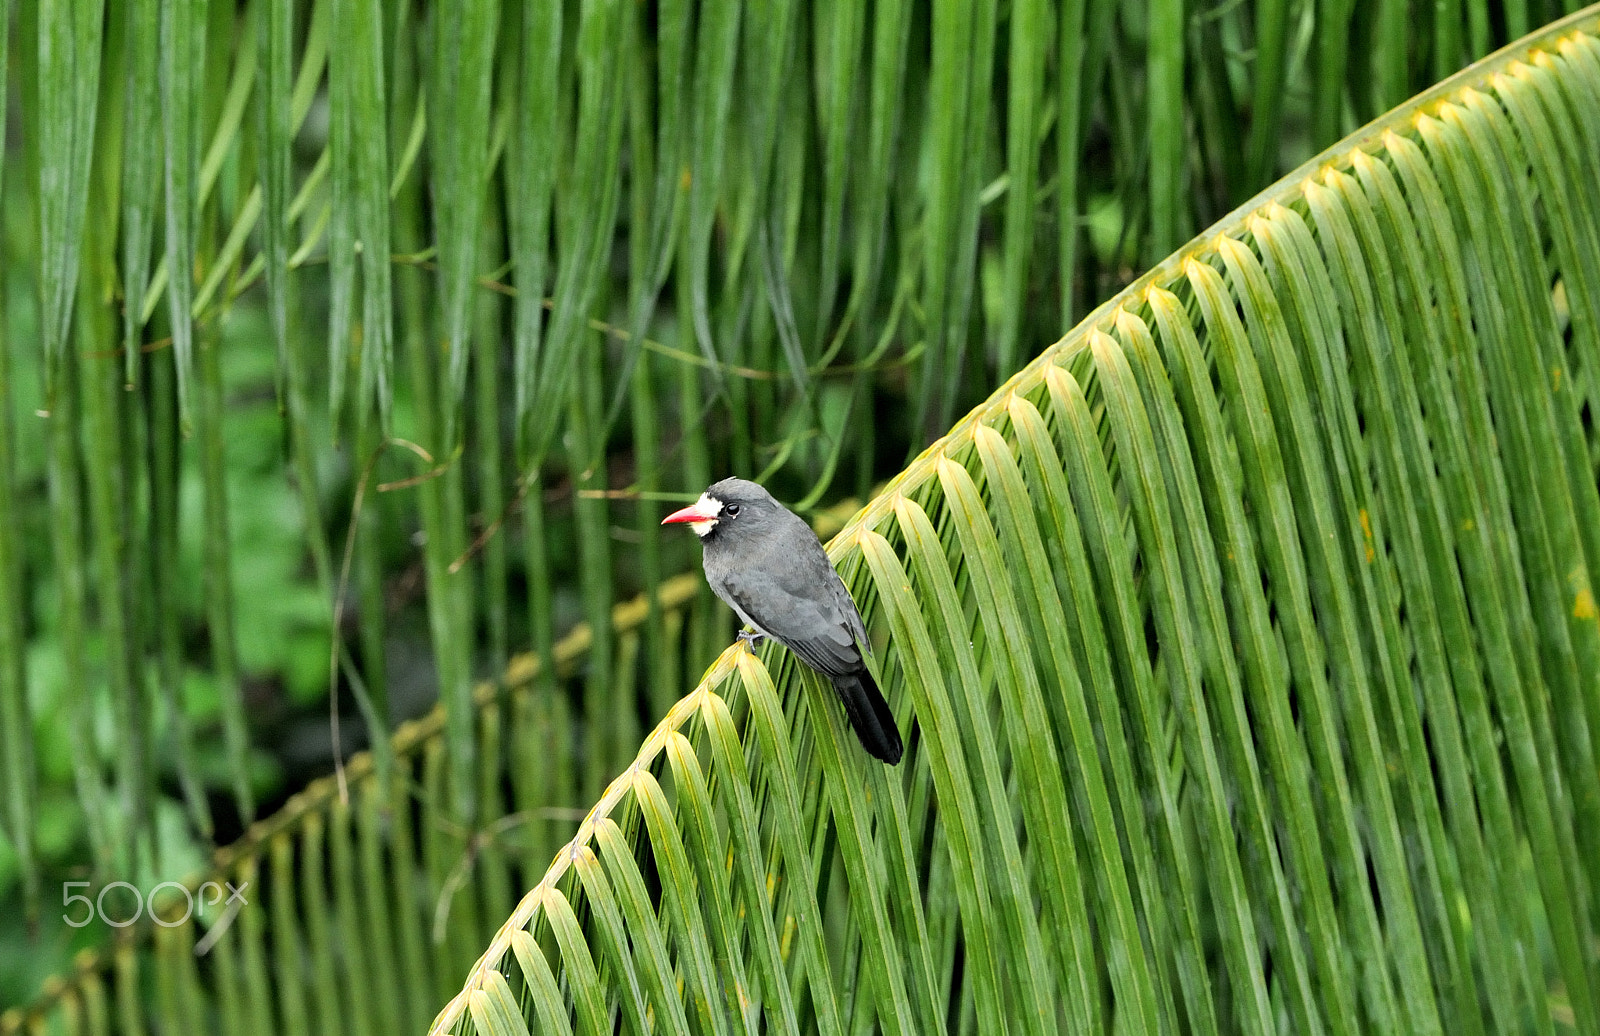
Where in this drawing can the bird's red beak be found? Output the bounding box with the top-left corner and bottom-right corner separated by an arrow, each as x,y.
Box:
661,500 -> 720,525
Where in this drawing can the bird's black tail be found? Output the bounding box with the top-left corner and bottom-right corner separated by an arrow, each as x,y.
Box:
834,669 -> 903,765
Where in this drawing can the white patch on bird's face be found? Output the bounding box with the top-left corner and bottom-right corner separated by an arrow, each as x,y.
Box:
688,493 -> 722,537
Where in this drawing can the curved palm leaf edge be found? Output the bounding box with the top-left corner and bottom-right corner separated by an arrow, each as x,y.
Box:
0,574 -> 705,1034
437,10 -> 1600,1036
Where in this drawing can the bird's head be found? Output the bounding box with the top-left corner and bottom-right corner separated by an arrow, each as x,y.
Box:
660,477 -> 777,541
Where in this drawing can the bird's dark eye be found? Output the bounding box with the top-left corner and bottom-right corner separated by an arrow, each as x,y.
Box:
725,503 -> 741,517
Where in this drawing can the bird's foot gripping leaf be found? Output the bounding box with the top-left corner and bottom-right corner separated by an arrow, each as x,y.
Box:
736,628 -> 766,650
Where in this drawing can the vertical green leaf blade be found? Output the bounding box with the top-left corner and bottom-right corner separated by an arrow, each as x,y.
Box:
0,0 -> 36,914
120,0 -> 161,385
1147,0 -> 1186,258
997,0 -> 1049,375
350,0 -> 393,428
37,0 -> 105,403
253,0 -> 291,402
429,0 -> 496,447
508,0 -> 561,461
159,0 -> 203,428
527,0 -> 626,465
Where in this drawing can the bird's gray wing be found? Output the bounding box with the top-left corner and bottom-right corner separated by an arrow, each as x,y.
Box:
717,558 -> 864,677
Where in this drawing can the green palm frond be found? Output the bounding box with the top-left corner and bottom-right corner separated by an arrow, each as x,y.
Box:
0,575 -> 708,1035
2,0 -> 1576,922
435,13 -> 1600,1034
4,0 -> 1600,1026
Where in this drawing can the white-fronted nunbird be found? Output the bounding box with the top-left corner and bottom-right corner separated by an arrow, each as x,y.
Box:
662,477 -> 903,764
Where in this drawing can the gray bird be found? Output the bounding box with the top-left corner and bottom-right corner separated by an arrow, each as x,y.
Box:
662,478 -> 903,764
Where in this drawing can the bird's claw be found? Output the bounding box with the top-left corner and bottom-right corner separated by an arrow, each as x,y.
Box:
737,628 -> 766,649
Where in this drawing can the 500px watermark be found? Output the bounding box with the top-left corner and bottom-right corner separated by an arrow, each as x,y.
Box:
63,880 -> 249,929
